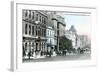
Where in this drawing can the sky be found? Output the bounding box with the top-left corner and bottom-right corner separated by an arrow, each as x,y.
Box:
63,14 -> 91,39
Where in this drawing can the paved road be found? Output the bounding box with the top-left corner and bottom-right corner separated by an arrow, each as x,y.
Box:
23,54 -> 91,63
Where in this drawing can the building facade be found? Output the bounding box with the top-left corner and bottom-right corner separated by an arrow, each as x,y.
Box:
46,26 -> 55,52
77,35 -> 90,49
51,13 -> 66,52
65,25 -> 78,49
22,10 -> 48,58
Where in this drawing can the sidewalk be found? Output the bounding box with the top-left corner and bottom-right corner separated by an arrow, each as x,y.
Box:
23,52 -> 57,60
23,55 -> 46,60
23,53 -> 80,60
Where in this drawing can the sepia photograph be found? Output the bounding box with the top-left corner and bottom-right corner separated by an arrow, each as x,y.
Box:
22,10 -> 91,63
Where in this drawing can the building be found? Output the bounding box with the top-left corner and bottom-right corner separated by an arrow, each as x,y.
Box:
65,25 -> 78,49
51,12 -> 66,52
65,25 -> 91,54
22,10 -> 48,58
77,35 -> 90,49
77,35 -> 91,54
56,15 -> 66,37
46,26 -> 55,52
46,13 -> 55,53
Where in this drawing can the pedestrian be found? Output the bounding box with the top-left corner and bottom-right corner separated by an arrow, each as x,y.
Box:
28,51 -> 31,60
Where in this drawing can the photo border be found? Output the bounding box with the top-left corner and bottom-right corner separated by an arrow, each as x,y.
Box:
11,1 -> 97,71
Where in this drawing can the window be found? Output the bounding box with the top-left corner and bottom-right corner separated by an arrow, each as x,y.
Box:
32,12 -> 34,19
29,25 -> 31,35
38,30 -> 40,37
36,14 -> 38,21
39,16 -> 41,22
44,29 -> 46,37
25,43 -> 27,50
29,10 -> 31,18
32,26 -> 34,35
38,27 -> 40,36
41,43 -> 43,50
41,29 -> 42,36
25,24 -> 27,34
42,29 -> 43,36
39,42 -> 41,50
36,43 -> 38,51
32,42 -> 34,48
25,10 -> 28,17
44,43 -> 45,49
49,30 -> 51,37
42,43 -> 44,50
42,29 -> 45,37
40,28 -> 41,36
42,17 -> 44,23
29,42 -> 31,49
36,26 -> 38,36
44,18 -> 46,24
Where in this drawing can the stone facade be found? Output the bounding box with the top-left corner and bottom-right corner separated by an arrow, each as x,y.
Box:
22,10 -> 48,57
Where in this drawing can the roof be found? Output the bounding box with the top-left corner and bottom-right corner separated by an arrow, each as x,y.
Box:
69,25 -> 77,32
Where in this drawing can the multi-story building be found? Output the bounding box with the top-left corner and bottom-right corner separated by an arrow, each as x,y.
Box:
22,10 -> 48,57
77,35 -> 90,49
65,25 -> 91,54
65,25 -> 78,49
51,12 -> 66,52
77,35 -> 91,54
46,13 -> 55,53
46,26 -> 55,52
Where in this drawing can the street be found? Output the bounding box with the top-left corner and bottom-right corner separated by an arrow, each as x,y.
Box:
23,54 -> 91,63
